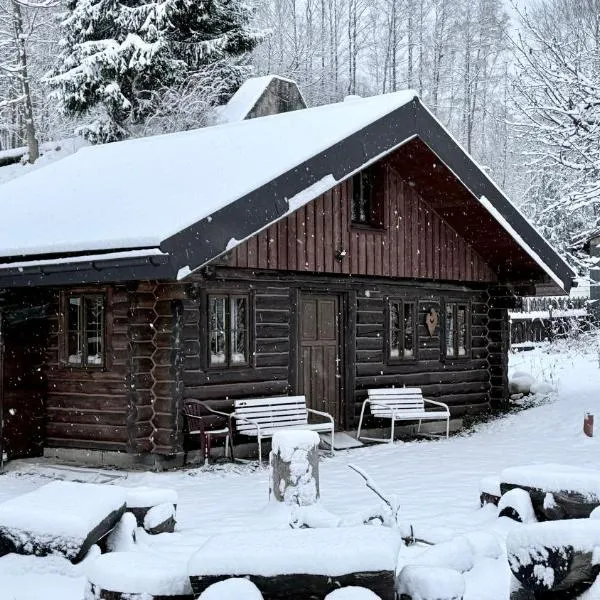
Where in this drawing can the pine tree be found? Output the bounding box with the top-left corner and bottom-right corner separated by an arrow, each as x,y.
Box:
48,0 -> 263,143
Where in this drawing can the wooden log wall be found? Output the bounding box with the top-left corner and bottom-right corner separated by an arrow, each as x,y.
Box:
181,271 -> 494,433
45,286 -> 132,452
353,284 -> 491,419
488,286 -> 516,408
226,164 -> 497,284
181,281 -> 292,438
45,282 -> 186,458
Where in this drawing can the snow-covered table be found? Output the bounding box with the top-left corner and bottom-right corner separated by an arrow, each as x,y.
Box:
188,526 -> 403,600
0,481 -> 126,562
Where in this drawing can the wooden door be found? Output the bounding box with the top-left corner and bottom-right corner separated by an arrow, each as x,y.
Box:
299,295 -> 342,425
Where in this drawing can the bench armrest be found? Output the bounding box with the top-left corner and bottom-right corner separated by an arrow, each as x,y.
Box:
230,412 -> 262,437
423,398 -> 450,412
306,408 -> 335,426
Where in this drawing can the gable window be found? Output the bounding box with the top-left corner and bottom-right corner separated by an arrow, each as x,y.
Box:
209,294 -> 249,367
445,302 -> 468,358
66,294 -> 106,367
352,167 -> 383,228
388,299 -> 417,361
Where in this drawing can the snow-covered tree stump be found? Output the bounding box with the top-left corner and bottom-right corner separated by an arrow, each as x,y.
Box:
269,430 -> 320,506
500,465 -> 600,521
507,520 -> 600,598
86,552 -> 193,600
396,566 -> 465,600
124,487 -> 178,534
0,481 -> 125,563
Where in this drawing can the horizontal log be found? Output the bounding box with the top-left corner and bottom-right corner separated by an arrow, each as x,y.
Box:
184,380 -> 289,400
47,409 -> 127,427
47,394 -> 128,412
183,367 -> 289,387
46,423 -> 130,443
45,436 -> 128,452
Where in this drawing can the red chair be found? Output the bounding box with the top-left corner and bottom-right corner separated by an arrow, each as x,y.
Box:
183,400 -> 234,465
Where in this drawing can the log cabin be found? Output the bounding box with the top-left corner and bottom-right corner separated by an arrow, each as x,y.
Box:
0,90 -> 575,468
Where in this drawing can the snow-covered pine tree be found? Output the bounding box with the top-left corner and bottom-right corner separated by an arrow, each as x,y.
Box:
48,0 -> 263,143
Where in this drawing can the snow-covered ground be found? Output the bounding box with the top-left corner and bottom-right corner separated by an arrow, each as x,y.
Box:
0,138 -> 87,186
1,344 -> 600,599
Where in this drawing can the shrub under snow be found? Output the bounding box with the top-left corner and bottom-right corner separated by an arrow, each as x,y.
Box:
198,578 -> 264,600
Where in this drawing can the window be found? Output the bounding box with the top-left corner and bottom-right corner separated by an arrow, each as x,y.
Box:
208,295 -> 249,367
445,302 -> 468,358
388,299 -> 417,361
66,294 -> 105,367
351,167 -> 383,228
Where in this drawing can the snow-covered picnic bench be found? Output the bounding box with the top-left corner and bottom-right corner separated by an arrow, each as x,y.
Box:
188,526 -> 402,600
357,388 -> 450,443
230,396 -> 335,462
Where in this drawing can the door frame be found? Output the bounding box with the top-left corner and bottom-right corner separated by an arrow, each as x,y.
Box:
291,287 -> 356,430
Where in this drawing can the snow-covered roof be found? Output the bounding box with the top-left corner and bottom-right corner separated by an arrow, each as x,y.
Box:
0,91 -> 415,259
0,89 -> 576,291
218,75 -> 302,122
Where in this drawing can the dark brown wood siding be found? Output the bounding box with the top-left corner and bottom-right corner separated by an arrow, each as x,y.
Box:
227,163 -> 497,283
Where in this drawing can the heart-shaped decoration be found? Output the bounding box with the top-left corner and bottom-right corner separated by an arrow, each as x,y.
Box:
426,308 -> 438,337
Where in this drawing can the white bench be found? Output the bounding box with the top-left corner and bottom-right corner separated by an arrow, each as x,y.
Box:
357,388 -> 450,443
231,396 -> 335,462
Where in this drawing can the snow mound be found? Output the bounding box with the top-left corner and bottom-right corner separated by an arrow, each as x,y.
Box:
271,430 -> 320,460
410,536 -> 474,573
462,531 -> 503,559
106,513 -> 137,553
498,488 -> 538,523
325,586 -> 381,599
396,565 -> 465,600
123,486 -> 178,508
508,371 -> 554,396
479,475 -> 501,497
198,578 -> 264,600
501,464 -> 600,500
86,551 -> 192,595
144,503 -> 176,530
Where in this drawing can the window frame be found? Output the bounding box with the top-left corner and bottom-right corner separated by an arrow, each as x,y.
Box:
442,299 -> 470,361
351,166 -> 384,229
59,289 -> 109,370
386,298 -> 418,364
206,291 -> 254,369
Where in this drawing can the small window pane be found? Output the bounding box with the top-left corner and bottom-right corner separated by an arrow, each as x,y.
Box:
85,296 -> 104,366
404,303 -> 414,358
209,297 -> 227,366
389,301 -> 401,359
230,297 -> 248,365
67,297 -> 83,365
457,306 -> 467,357
446,304 -> 455,357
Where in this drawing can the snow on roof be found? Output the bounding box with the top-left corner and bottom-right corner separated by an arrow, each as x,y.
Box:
0,90 -> 416,259
219,75 -> 300,123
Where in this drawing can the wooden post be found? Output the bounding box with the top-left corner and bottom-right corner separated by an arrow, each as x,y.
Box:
584,413 -> 594,437
270,430 -> 320,506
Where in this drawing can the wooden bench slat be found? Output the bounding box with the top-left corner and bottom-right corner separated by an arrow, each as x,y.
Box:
235,407 -> 308,417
